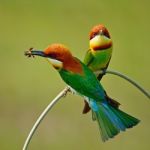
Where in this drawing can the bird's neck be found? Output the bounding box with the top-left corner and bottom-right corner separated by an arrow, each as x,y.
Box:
62,57 -> 83,74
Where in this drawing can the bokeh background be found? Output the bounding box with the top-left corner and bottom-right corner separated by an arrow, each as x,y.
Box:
0,0 -> 150,149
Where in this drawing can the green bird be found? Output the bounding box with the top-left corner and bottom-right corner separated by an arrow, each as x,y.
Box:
25,44 -> 140,141
83,24 -> 120,114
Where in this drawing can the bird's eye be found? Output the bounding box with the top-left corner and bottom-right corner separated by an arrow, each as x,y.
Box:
91,32 -> 97,39
103,30 -> 110,39
48,53 -> 57,58
93,32 -> 97,37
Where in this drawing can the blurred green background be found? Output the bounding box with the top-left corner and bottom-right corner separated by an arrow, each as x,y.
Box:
0,0 -> 150,149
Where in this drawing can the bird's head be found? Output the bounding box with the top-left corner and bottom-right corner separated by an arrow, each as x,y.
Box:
89,24 -> 112,50
25,44 -> 73,70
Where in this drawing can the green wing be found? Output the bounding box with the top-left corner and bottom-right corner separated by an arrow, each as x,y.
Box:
83,49 -> 94,67
59,62 -> 105,101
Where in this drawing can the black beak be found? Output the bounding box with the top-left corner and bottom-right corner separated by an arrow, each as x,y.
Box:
25,50 -> 47,58
99,29 -> 103,35
31,50 -> 46,57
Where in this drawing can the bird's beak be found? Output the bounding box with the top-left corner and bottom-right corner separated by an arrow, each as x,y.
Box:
99,29 -> 103,36
25,50 -> 47,58
25,48 -> 63,69
31,50 -> 46,57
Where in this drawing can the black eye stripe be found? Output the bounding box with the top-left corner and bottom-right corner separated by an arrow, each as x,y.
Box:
91,31 -> 109,39
90,32 -> 97,39
48,53 -> 57,58
47,53 -> 63,61
103,32 -> 110,38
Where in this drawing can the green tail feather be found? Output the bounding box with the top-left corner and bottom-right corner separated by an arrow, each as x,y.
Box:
109,106 -> 140,128
93,103 -> 140,142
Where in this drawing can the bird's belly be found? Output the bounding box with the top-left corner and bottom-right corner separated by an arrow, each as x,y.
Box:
90,48 -> 112,71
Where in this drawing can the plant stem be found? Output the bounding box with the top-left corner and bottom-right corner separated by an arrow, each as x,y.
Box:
22,87 -> 70,150
105,70 -> 150,99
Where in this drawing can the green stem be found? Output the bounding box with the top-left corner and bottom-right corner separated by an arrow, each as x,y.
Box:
105,70 -> 150,99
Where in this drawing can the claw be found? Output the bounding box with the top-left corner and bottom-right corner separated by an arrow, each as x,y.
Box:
62,86 -> 70,97
68,86 -> 76,95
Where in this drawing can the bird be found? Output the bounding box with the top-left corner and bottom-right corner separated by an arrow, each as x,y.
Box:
82,24 -> 120,114
25,43 -> 140,141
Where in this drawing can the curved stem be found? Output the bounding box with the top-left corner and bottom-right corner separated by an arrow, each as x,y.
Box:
105,70 -> 150,99
22,87 -> 70,150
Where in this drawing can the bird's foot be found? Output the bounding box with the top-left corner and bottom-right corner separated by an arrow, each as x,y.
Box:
62,86 -> 70,97
67,86 -> 76,95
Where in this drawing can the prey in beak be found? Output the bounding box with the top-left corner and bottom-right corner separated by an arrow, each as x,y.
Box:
25,48 -> 46,58
24,47 -> 63,69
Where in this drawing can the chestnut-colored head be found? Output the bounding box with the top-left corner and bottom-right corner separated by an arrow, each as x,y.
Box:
90,24 -> 110,40
44,44 -> 72,62
27,44 -> 83,73
89,24 -> 112,50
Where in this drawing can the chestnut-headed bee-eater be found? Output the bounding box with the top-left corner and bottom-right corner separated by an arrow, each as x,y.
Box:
85,24 -> 112,78
25,44 -> 140,141
83,24 -> 120,114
